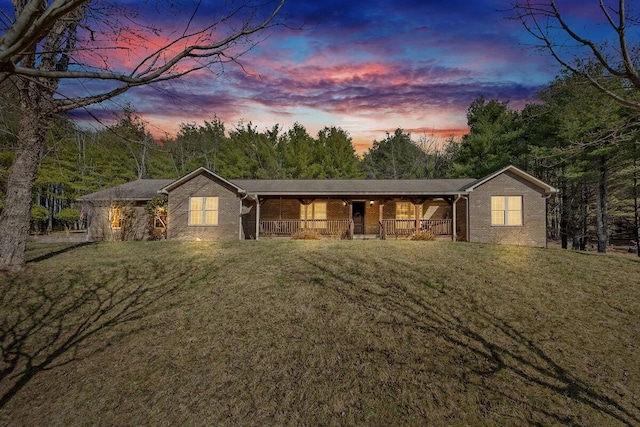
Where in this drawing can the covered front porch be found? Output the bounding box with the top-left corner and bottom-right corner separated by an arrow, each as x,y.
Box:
254,197 -> 466,240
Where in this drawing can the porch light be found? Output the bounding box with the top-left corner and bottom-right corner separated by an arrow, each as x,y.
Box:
369,200 -> 374,206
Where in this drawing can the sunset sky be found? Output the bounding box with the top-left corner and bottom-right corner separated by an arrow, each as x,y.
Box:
3,1 -> 615,152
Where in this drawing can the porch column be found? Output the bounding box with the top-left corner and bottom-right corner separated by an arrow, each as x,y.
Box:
414,203 -> 420,234
379,201 -> 384,239
452,195 -> 458,241
239,197 -> 243,240
255,196 -> 261,240
347,200 -> 353,239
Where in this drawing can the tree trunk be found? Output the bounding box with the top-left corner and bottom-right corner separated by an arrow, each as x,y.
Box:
580,186 -> 588,251
560,179 -> 568,249
633,142 -> 640,257
569,183 -> 581,250
0,85 -> 50,271
595,156 -> 608,253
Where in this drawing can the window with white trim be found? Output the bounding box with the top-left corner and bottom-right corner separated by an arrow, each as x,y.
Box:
189,197 -> 219,226
491,196 -> 522,226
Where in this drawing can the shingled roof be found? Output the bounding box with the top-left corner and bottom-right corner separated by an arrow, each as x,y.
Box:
80,165 -> 554,202
156,167 -> 477,198
231,178 -> 476,197
78,179 -> 175,202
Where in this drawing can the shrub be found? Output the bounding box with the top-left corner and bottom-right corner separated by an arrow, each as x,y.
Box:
55,208 -> 80,235
31,204 -> 49,222
31,204 -> 49,234
411,231 -> 435,241
291,230 -> 321,240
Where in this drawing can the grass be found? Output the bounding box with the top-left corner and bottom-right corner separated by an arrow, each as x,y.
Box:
0,239 -> 639,426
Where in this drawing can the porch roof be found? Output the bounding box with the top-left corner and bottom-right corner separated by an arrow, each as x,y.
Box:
231,178 -> 476,197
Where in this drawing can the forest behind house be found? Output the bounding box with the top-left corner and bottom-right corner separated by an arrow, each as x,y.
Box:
1,72 -> 639,253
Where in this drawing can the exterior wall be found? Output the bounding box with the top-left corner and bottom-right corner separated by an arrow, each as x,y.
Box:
167,174 -> 241,240
455,197 -> 468,242
260,198 -> 349,220
84,201 -> 151,241
468,171 -> 548,247
260,198 -> 300,220
379,199 -> 460,238
363,201 -> 379,234
421,199 -> 448,220
242,199 -> 257,239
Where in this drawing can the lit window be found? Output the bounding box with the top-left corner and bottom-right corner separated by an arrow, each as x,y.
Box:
396,202 -> 421,228
109,207 -> 123,229
395,202 -> 412,220
154,209 -> 167,228
300,201 -> 327,228
491,196 -> 522,226
189,197 -> 218,226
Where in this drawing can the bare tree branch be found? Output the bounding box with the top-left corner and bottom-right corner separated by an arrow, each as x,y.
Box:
511,0 -> 640,111
0,0 -> 286,271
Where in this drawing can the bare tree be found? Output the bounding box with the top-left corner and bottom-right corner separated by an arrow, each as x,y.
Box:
511,0 -> 640,255
511,0 -> 640,109
0,0 -> 284,271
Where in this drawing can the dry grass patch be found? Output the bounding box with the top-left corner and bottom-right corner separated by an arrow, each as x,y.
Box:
291,229 -> 321,240
410,231 -> 435,240
0,240 -> 639,426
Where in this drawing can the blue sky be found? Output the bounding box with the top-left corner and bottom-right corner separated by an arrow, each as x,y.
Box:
1,0 -> 611,151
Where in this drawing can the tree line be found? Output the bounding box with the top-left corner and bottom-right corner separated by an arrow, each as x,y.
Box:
0,88 -> 460,232
2,70 -> 639,255
2,0 -> 640,271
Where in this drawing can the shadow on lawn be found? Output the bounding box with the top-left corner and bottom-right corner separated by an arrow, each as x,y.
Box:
26,242 -> 94,264
0,261 -> 184,409
299,253 -> 640,427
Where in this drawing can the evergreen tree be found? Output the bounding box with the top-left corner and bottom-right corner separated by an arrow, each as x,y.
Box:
315,126 -> 362,178
451,96 -> 526,178
361,129 -> 428,179
279,123 -> 322,178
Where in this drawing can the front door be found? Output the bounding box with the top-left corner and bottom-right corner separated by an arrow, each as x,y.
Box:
352,201 -> 365,234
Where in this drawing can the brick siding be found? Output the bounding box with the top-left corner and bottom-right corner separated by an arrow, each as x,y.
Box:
85,202 -> 150,241
468,170 -> 547,247
259,197 -> 464,237
167,174 -> 242,240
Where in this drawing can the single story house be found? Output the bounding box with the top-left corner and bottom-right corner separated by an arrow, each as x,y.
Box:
78,165 -> 557,247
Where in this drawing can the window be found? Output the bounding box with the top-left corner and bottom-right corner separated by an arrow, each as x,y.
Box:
189,197 -> 218,226
300,201 -> 327,228
395,202 -> 421,228
109,207 -> 123,229
154,209 -> 167,229
395,202 -> 414,220
491,196 -> 522,226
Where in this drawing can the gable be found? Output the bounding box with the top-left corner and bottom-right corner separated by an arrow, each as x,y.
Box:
463,165 -> 557,195
160,167 -> 248,196
470,170 -> 547,196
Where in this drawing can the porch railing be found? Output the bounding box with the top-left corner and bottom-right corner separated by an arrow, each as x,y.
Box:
260,219 -> 351,237
380,219 -> 452,236
420,219 -> 453,235
260,218 -> 452,238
